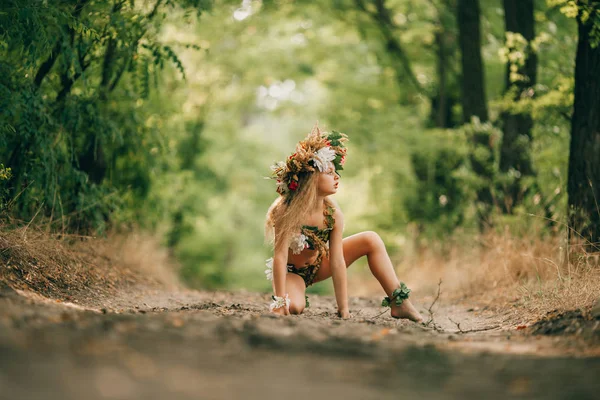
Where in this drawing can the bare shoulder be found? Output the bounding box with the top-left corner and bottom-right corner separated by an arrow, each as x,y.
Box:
326,196 -> 342,212
327,197 -> 344,224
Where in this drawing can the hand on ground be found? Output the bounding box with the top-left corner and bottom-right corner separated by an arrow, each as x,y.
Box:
271,306 -> 290,316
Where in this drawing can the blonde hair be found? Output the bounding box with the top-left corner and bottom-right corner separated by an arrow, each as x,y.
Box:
265,172 -> 329,248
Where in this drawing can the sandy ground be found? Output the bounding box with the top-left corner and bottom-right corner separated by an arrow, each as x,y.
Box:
0,281 -> 599,400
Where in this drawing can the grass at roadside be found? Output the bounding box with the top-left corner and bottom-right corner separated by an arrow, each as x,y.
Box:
0,223 -> 180,300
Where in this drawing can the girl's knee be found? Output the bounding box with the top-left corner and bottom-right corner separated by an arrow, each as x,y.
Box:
289,303 -> 305,314
285,274 -> 306,314
364,231 -> 384,250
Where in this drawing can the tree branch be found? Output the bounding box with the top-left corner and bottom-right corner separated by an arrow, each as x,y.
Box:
147,0 -> 164,20
100,38 -> 117,91
55,66 -> 89,104
32,0 -> 90,89
108,0 -> 165,93
55,0 -> 96,103
33,41 -> 62,88
354,0 -> 428,95
99,1 -> 128,97
108,38 -> 143,93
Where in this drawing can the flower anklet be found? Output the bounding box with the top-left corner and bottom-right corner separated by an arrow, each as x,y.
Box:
381,282 -> 411,307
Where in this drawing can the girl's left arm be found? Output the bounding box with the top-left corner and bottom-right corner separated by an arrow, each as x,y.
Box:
329,207 -> 349,317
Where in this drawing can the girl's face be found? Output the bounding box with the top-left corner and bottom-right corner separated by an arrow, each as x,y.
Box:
317,165 -> 339,196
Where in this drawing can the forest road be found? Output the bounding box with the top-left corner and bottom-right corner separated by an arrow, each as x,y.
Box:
0,282 -> 598,400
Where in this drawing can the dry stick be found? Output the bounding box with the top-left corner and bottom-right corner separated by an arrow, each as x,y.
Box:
425,281 -> 499,334
448,316 -> 464,333
6,180 -> 35,210
22,201 -> 45,236
424,279 -> 443,328
371,301 -> 395,320
48,233 -> 96,239
448,316 -> 500,334
588,179 -> 600,214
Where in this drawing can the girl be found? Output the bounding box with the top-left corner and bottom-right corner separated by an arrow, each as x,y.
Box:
264,125 -> 423,322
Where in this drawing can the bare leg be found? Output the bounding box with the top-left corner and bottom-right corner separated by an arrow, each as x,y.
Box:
314,231 -> 423,322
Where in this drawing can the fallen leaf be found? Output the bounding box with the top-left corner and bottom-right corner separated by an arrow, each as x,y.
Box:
516,325 -> 527,330
370,328 -> 392,341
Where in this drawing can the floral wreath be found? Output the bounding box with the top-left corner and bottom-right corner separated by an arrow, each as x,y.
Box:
269,124 -> 348,198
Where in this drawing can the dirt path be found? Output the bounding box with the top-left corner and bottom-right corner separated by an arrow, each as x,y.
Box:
0,282 -> 598,400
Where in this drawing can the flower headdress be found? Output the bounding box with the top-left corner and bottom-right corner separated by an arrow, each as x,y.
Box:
270,124 -> 348,198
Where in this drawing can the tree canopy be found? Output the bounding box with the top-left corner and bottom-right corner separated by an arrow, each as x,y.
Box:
1,0 -> 598,290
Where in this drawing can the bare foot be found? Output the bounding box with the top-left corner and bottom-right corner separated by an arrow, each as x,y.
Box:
390,299 -> 424,323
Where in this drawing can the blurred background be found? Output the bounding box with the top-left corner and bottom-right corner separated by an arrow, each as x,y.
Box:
1,0 -> 594,295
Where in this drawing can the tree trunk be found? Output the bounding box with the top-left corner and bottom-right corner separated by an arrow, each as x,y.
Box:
499,0 -> 537,213
457,0 -> 488,123
353,0 -> 428,96
568,2 -> 600,249
32,0 -> 89,89
434,29 -> 448,128
430,16 -> 458,129
457,0 -> 493,230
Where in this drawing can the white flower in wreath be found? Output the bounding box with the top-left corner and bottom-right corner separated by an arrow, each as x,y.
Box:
276,180 -> 289,194
311,146 -> 336,172
289,233 -> 308,255
265,257 -> 274,281
270,161 -> 286,172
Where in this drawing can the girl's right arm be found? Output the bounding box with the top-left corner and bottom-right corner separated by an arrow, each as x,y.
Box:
271,227 -> 290,315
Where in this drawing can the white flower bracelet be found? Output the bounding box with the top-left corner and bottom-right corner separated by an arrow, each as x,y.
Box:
269,293 -> 291,311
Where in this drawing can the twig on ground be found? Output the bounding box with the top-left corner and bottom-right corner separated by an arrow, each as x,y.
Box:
371,306 -> 390,320
448,316 -> 500,334
448,316 -> 464,333
424,279 -> 443,330
459,325 -> 501,333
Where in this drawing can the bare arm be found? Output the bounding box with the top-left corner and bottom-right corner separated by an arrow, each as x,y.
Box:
271,225 -> 290,314
329,207 -> 349,316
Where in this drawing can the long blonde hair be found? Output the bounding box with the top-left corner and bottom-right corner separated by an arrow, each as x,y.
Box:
265,172 -> 325,248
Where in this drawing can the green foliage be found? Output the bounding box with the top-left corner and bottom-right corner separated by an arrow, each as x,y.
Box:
0,164 -> 11,212
548,0 -> 600,47
0,0 -> 583,291
463,118 -> 502,182
404,129 -> 471,237
0,0 -> 212,231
